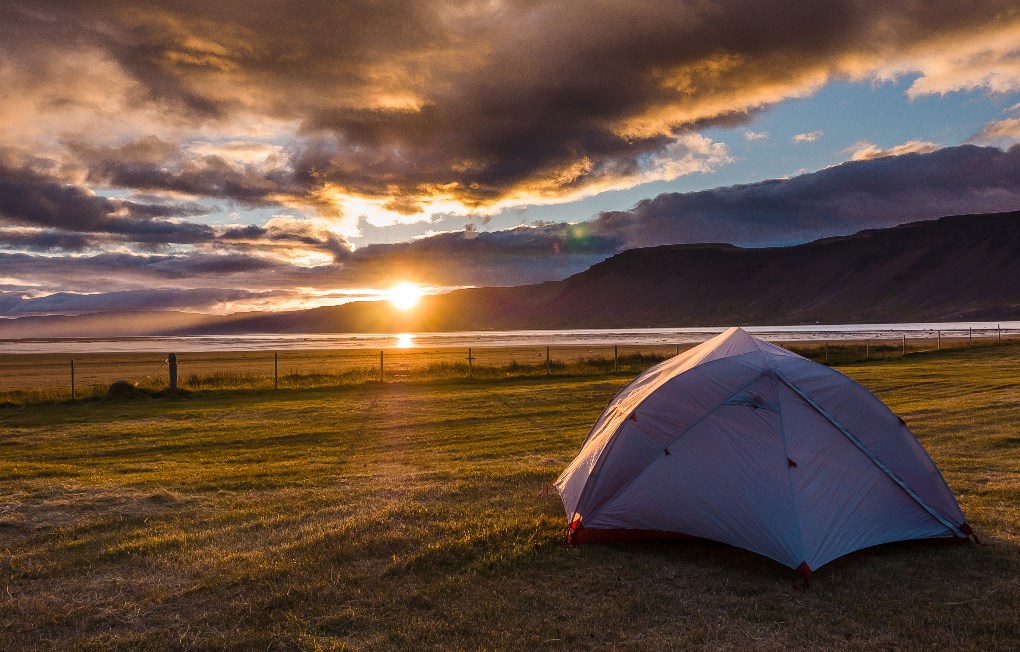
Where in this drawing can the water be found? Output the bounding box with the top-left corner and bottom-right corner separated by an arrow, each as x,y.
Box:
1,321 -> 1017,354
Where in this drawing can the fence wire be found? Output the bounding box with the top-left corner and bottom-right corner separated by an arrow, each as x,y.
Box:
1,329 -> 1017,401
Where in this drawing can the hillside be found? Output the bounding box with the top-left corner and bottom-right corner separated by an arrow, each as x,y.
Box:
2,211 -> 1018,337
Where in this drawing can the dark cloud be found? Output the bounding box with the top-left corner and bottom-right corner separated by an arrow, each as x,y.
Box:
0,150 -> 355,259
0,149 -> 215,245
0,251 -> 280,291
589,144 -> 1020,248
0,228 -> 100,252
3,2 -> 1018,211
320,144 -> 1020,287
0,287 -> 279,317
64,137 -> 304,208
4,144 -> 1020,317
339,223 -> 622,287
2,2 -> 1020,317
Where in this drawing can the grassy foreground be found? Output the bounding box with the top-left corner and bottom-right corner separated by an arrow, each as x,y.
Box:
1,346 -> 1018,650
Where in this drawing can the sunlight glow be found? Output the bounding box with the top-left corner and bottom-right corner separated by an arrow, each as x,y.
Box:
388,282 -> 422,311
396,333 -> 414,348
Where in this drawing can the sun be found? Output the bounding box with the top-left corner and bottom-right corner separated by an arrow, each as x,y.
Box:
388,282 -> 422,311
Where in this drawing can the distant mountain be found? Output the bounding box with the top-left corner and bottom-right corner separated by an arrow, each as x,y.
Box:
3,211 -> 1018,338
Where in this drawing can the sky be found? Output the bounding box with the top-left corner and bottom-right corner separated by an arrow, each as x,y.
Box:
1,1 -> 1020,318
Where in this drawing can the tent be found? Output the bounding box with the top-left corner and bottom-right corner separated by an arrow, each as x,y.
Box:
554,327 -> 971,575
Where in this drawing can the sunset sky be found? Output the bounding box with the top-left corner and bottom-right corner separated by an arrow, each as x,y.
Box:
2,1 -> 1020,317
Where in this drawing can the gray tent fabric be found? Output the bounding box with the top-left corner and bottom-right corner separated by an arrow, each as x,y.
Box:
554,327 -> 970,573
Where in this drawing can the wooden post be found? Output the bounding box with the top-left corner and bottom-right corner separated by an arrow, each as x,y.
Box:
937,330 -> 941,351
468,347 -> 473,379
865,339 -> 869,360
274,352 -> 278,390
614,345 -> 619,372
675,344 -> 680,357
998,324 -> 1001,343
70,359 -> 75,400
379,350 -> 384,382
168,353 -> 177,391
969,327 -> 972,346
546,346 -> 551,376
902,334 -> 906,356
824,341 -> 828,364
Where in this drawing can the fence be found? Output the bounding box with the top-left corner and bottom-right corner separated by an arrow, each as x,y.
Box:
1,327 -> 1017,402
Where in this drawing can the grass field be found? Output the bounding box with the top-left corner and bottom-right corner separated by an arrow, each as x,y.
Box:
1,344 -> 1018,649
2,335 -> 1012,402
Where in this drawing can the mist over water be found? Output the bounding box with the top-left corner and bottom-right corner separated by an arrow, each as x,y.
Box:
1,322 -> 1017,355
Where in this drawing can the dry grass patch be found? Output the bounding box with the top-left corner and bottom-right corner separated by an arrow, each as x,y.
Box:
0,346 -> 1018,649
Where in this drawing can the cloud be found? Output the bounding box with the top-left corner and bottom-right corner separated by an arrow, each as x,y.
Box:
792,131 -> 824,143
588,144 -> 1020,249
6,143 -> 1017,318
4,4 -> 1020,317
0,147 -> 360,262
0,148 -> 216,244
898,24 -> 1020,97
847,139 -> 940,161
64,136 -> 309,209
969,117 -> 1020,146
744,131 -> 769,141
0,287 -> 274,317
2,2 -> 1019,223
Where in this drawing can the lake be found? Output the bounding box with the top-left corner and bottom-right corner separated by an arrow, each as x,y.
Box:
1,321 -> 1017,354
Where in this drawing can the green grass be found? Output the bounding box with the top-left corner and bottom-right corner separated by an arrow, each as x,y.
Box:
0,345 -> 1018,649
6,337 -> 1012,404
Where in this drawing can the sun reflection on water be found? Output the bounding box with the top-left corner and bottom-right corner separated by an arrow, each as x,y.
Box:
396,333 -> 414,348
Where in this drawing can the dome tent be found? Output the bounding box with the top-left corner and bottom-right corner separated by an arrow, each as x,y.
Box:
554,327 -> 971,575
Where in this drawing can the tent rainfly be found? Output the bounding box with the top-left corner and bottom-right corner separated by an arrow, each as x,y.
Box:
554,327 -> 973,575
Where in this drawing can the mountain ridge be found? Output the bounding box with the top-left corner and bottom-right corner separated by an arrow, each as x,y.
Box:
2,210 -> 1018,338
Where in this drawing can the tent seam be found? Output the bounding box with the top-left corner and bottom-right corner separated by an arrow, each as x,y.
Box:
774,371 -> 964,538
581,370 -> 771,524
802,360 -> 966,521
771,363 -> 809,569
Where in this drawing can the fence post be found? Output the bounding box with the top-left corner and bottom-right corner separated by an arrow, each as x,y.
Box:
902,334 -> 906,356
614,345 -> 619,373
168,353 -> 177,391
998,324 -> 1001,343
824,341 -> 828,364
70,359 -> 75,400
675,344 -> 680,357
546,346 -> 551,376
937,330 -> 941,351
379,350 -> 384,382
274,352 -> 279,390
468,347 -> 473,379
865,339 -> 869,360
969,327 -> 972,346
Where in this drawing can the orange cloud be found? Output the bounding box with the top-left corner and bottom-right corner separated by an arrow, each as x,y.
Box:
848,140 -> 940,161
1,1 -> 1020,231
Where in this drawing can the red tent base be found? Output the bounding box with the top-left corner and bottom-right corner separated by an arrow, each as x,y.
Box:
567,522 -> 700,545
566,520 -> 973,576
